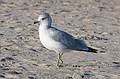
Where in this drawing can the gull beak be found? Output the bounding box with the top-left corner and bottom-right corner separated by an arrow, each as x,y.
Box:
34,21 -> 39,24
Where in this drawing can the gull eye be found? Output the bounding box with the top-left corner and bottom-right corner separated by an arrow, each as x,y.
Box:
42,17 -> 45,20
42,16 -> 48,20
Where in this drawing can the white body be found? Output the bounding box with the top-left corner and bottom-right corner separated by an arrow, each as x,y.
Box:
39,26 -> 66,52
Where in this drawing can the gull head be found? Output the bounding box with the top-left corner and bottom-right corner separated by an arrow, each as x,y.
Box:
38,13 -> 49,22
34,13 -> 52,26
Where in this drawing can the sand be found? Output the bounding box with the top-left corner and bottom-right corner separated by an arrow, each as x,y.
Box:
0,0 -> 120,79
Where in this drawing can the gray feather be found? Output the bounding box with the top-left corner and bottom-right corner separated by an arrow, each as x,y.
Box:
48,27 -> 88,51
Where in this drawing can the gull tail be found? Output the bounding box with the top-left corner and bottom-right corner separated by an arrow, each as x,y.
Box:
87,47 -> 98,53
74,39 -> 98,53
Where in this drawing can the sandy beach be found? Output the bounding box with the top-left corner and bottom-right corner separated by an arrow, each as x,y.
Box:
0,0 -> 120,79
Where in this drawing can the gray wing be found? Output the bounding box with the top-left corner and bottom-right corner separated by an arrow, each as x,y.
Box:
49,27 -> 88,50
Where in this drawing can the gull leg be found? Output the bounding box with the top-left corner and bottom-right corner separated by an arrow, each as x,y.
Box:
59,52 -> 63,64
57,55 -> 60,66
57,52 -> 63,66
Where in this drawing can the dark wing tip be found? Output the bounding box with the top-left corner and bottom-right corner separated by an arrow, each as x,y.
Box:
87,47 -> 98,53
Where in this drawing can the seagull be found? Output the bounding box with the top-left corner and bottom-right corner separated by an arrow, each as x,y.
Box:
34,13 -> 97,67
